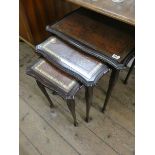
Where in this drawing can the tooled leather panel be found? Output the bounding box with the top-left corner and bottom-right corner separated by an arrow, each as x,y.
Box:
31,58 -> 78,93
36,36 -> 107,82
50,8 -> 135,62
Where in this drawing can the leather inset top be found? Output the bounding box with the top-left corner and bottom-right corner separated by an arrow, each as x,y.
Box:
29,58 -> 79,93
47,8 -> 135,67
36,36 -> 109,86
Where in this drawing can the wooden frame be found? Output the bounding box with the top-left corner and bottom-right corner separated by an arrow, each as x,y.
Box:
36,37 -> 109,87
26,58 -> 94,126
46,8 -> 135,70
46,8 -> 135,112
26,58 -> 82,100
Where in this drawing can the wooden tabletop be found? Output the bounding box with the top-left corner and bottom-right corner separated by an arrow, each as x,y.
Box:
66,0 -> 135,26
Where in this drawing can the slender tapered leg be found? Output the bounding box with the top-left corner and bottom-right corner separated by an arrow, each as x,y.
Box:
124,59 -> 135,84
85,87 -> 93,122
102,69 -> 120,112
67,99 -> 77,126
36,80 -> 54,108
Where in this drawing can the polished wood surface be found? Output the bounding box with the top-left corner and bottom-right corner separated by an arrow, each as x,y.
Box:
48,8 -> 134,67
19,0 -> 78,45
19,1 -> 34,44
47,8 -> 134,110
20,42 -> 135,155
65,0 -> 135,25
26,58 -> 81,98
36,36 -> 109,86
20,0 -> 134,45
26,57 -> 81,126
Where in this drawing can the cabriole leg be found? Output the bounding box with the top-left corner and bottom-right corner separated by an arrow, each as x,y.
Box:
85,86 -> 93,122
36,80 -> 54,108
124,59 -> 135,84
67,99 -> 77,126
102,69 -> 119,112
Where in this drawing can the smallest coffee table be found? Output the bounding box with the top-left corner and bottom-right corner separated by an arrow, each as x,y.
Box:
26,58 -> 83,126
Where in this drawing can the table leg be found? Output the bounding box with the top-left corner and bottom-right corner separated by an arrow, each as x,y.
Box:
85,86 -> 93,122
67,99 -> 78,126
124,59 -> 135,84
102,69 -> 120,112
36,80 -> 54,108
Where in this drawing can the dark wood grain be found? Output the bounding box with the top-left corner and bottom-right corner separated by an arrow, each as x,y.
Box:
65,0 -> 135,25
47,8 -> 135,69
19,0 -> 78,45
19,0 -> 135,45
47,8 -> 134,111
19,1 -> 34,44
